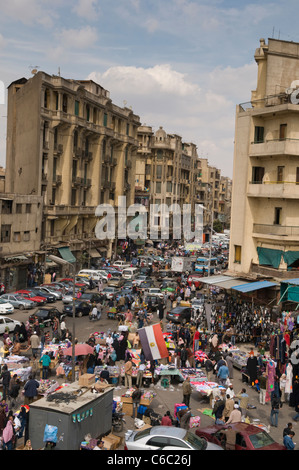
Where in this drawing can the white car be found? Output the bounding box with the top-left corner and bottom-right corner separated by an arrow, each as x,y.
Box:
112,261 -> 131,271
124,426 -> 223,451
62,293 -> 74,304
0,316 -> 21,334
145,287 -> 164,299
133,275 -> 148,286
102,287 -> 119,300
0,299 -> 14,315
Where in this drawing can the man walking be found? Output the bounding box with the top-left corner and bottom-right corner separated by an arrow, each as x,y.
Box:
39,351 -> 52,379
182,376 -> 192,407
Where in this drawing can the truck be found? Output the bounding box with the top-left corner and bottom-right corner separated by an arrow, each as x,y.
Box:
171,257 -> 192,273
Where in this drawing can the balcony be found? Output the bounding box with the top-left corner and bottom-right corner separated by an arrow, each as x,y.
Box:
248,181 -> 299,199
249,138 -> 299,158
253,223 -> 299,241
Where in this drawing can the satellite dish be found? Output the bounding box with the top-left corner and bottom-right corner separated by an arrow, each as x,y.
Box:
285,87 -> 294,95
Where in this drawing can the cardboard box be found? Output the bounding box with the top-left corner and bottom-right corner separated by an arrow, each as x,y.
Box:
121,396 -> 133,404
94,382 -> 112,392
105,433 -> 122,449
121,403 -> 133,416
102,437 -> 116,450
78,373 -> 95,387
140,398 -> 152,406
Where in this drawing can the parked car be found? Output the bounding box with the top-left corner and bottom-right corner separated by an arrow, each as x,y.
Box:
0,299 -> 14,315
62,293 -> 74,304
144,295 -> 161,311
1,294 -> 36,310
0,316 -> 21,334
102,287 -> 120,300
166,306 -> 192,324
35,286 -> 62,301
145,287 -> 164,299
133,275 -> 148,286
112,260 -> 131,270
195,423 -> 286,451
160,281 -> 177,293
108,277 -> 125,288
16,290 -> 47,305
63,300 -> 92,318
29,288 -> 56,303
29,307 -> 65,327
124,426 -> 223,451
138,280 -> 155,292
80,293 -> 102,304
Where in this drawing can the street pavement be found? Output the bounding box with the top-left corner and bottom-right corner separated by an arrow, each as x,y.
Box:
10,294 -> 298,451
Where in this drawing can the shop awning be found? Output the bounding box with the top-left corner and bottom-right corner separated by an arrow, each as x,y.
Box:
279,278 -> 299,304
216,279 -> 253,289
232,280 -> 278,293
200,275 -> 237,285
58,247 -> 76,264
88,248 -> 101,258
257,247 -> 283,269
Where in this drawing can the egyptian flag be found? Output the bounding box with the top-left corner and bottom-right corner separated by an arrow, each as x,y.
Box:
138,323 -> 169,361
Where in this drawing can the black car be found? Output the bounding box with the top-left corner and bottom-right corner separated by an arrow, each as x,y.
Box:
144,295 -> 160,311
30,288 -> 56,303
166,306 -> 192,324
29,307 -> 65,327
139,280 -> 155,291
63,300 -> 92,317
80,293 -> 102,304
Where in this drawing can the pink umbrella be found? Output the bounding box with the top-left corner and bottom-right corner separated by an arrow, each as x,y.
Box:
63,343 -> 94,356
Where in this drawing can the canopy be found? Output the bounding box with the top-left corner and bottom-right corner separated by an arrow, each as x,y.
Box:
232,280 -> 278,293
63,343 -> 94,356
58,247 -> 76,264
200,275 -> 251,290
280,278 -> 299,303
88,248 -> 101,258
257,247 -> 283,269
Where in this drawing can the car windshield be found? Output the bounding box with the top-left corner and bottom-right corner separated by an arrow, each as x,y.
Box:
249,431 -> 275,449
36,310 -> 48,317
15,295 -> 27,301
134,428 -> 152,441
184,432 -> 207,450
0,299 -> 8,304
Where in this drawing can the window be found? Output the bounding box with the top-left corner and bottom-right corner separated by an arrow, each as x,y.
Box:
74,130 -> 78,150
252,166 -> 265,184
13,232 -> 21,242
1,200 -> 13,214
157,150 -> 163,160
166,181 -> 172,192
254,126 -> 264,143
75,100 -> 80,116
146,437 -> 168,448
16,204 -> 22,214
86,105 -> 90,121
1,225 -> 11,243
234,245 -> 242,263
23,231 -> 30,242
156,182 -> 161,193
103,113 -> 108,127
279,123 -> 287,140
277,166 -> 284,183
297,167 -> 299,185
274,207 -> 282,225
126,123 -> 130,136
25,204 -> 31,213
71,189 -> 77,206
44,88 -> 50,108
156,165 -> 162,179
62,94 -> 68,113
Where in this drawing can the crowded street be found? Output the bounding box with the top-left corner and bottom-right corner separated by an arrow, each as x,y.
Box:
0,241 -> 298,452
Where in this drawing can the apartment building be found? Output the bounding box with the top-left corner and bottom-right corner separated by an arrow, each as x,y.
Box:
135,125 -> 198,241
229,38 -> 299,279
0,193 -> 43,289
6,71 -> 140,266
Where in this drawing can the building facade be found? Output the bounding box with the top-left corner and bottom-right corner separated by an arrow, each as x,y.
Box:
229,38 -> 299,279
6,72 -> 140,268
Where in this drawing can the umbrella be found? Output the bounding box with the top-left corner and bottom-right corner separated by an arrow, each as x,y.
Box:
63,343 -> 94,356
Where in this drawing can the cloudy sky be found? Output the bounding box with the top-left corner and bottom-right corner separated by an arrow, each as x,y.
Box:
1,0 -> 299,177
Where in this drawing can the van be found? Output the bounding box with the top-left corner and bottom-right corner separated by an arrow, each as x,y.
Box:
78,269 -> 104,282
122,267 -> 139,280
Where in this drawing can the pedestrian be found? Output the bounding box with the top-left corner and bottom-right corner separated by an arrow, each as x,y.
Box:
226,404 -> 242,424
226,353 -> 234,380
136,361 -> 146,387
283,431 -> 296,450
223,394 -> 235,422
182,376 -> 192,407
124,357 -> 133,389
223,425 -> 237,450
131,385 -> 142,419
23,375 -> 39,405
29,331 -> 40,357
212,395 -> 225,425
161,411 -> 173,426
8,376 -> 20,409
177,407 -> 192,430
236,388 -> 249,418
204,357 -> 215,382
217,362 -> 229,387
283,423 -> 294,437
0,404 -> 7,436
0,365 -> 11,401
39,351 -> 52,379
180,345 -> 188,368
2,415 -> 14,450
270,394 -> 282,428
258,371 -> 267,405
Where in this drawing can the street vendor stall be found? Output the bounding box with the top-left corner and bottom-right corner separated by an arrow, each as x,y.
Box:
29,381 -> 114,450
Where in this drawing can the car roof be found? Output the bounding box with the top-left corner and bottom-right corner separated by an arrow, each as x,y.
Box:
143,426 -> 186,438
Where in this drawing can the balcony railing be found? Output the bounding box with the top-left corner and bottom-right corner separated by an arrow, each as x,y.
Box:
253,223 -> 299,237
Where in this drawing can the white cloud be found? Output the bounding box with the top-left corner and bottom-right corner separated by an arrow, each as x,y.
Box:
0,0 -> 57,27
89,64 -> 199,97
57,26 -> 98,50
72,0 -> 101,21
